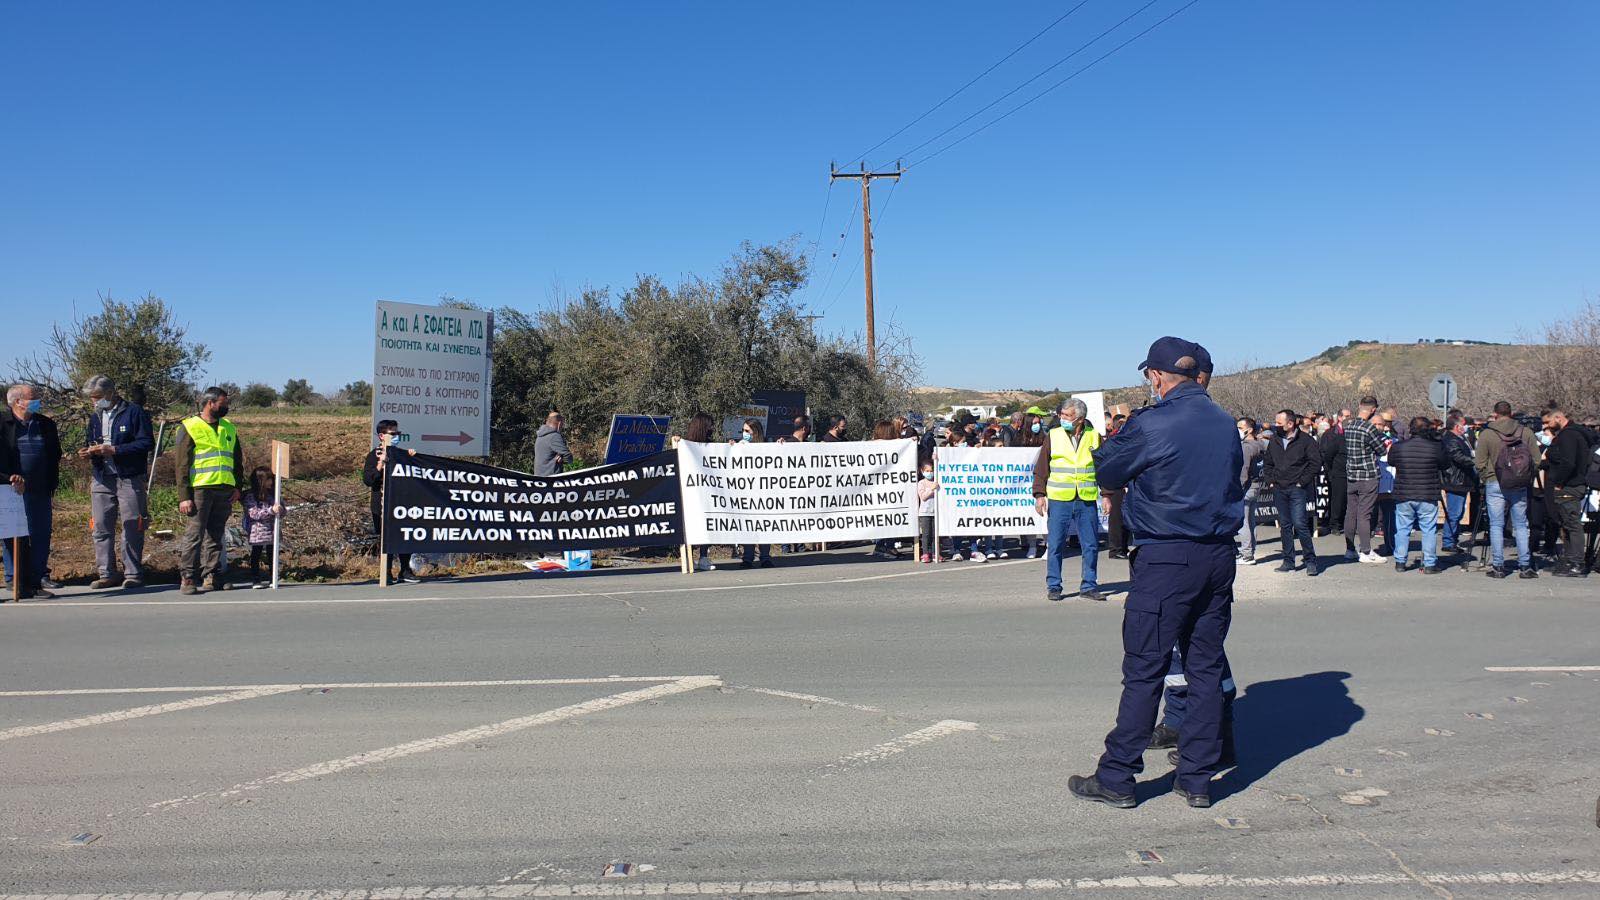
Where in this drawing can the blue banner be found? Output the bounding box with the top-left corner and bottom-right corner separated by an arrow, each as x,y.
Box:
604,414 -> 672,464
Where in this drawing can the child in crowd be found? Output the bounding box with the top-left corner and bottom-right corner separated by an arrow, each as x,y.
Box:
917,457 -> 938,563
979,433 -> 1008,560
241,465 -> 285,589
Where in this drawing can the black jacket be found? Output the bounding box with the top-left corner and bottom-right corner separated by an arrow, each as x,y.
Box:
1389,430 -> 1448,503
1262,430 -> 1321,489
0,412 -> 62,494
1543,425 -> 1591,489
1440,431 -> 1477,494
1319,429 -> 1346,482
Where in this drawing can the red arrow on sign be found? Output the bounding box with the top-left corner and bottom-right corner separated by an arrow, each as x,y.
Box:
421,431 -> 474,446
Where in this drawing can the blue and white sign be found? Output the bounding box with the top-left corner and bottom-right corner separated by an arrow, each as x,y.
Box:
604,414 -> 672,464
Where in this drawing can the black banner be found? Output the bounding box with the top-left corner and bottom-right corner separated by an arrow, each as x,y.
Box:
382,450 -> 683,555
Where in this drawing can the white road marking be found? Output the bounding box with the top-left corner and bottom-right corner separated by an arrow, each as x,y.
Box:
17,558 -> 1038,608
1485,665 -> 1600,672
823,719 -> 978,773
729,685 -> 885,713
0,687 -> 296,742
147,676 -> 720,811
4,870 -> 1597,897
0,676 -> 698,697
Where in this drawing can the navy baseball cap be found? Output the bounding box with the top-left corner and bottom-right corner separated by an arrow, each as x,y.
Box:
1193,342 -> 1214,375
1136,336 -> 1202,377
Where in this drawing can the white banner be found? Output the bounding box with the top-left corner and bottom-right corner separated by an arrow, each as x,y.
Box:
678,439 -> 918,544
934,446 -> 1046,536
373,300 -> 493,456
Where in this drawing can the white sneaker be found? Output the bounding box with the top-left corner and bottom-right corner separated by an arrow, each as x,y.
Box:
1359,552 -> 1384,564
951,553 -> 965,561
1025,547 -> 1038,559
971,553 -> 988,563
987,552 -> 1001,560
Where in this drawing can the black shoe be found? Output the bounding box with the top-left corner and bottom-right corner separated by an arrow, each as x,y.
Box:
1275,561 -> 1295,573
28,588 -> 56,600
759,560 -> 775,568
1148,723 -> 1180,749
1047,587 -> 1065,602
1422,565 -> 1441,574
1108,549 -> 1129,560
1305,557 -> 1320,577
1173,784 -> 1212,808
1394,561 -> 1408,573
1551,564 -> 1585,578
39,577 -> 62,590
1067,774 -> 1135,809
1081,588 -> 1106,602
1167,748 -> 1238,769
1519,567 -> 1538,579
399,573 -> 422,584
1485,567 -> 1508,579
123,578 -> 145,590
739,560 -> 753,569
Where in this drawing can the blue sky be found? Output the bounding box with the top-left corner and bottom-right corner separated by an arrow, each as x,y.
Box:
3,1 -> 1596,395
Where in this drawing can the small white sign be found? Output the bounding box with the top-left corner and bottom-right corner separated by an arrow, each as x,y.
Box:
373,301 -> 493,456
0,490 -> 28,540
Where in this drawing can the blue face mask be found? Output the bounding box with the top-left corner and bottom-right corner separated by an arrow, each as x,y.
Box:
1030,423 -> 1041,434
740,432 -> 752,442
25,399 -> 41,415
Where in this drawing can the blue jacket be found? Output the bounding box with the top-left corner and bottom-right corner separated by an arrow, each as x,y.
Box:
1092,381 -> 1244,544
87,401 -> 155,483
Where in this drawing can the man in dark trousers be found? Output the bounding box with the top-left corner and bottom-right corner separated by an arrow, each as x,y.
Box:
363,419 -> 420,584
2,385 -> 62,598
1263,409 -> 1323,576
1541,408 -> 1590,577
1320,411 -> 1349,539
175,387 -> 243,594
1068,337 -> 1243,809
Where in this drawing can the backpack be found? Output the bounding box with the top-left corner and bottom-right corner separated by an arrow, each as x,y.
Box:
1494,430 -> 1534,491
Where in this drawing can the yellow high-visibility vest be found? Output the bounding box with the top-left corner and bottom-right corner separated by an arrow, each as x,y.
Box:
182,415 -> 238,488
1046,425 -> 1100,502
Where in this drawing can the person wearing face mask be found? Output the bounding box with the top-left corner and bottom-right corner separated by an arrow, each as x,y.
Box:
1067,337 -> 1243,810
1032,397 -> 1103,601
1539,408 -> 1591,577
1017,408 -> 1049,558
175,386 -> 244,595
1234,418 -> 1265,564
1262,409 -> 1323,576
2,384 -> 62,598
80,375 -> 155,591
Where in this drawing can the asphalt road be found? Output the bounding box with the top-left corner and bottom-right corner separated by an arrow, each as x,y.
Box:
2,534 -> 1597,898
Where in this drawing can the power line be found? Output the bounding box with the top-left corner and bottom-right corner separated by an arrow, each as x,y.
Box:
892,0 -> 1166,165
819,178 -> 899,318
844,0 -> 1095,169
907,0 -> 1202,169
807,198 -> 859,311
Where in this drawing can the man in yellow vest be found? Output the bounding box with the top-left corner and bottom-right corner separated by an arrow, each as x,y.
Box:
176,386 -> 243,594
1032,397 -> 1103,601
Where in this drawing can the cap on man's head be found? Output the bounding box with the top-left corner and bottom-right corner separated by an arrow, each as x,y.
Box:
1136,336 -> 1202,377
1192,342 -> 1214,375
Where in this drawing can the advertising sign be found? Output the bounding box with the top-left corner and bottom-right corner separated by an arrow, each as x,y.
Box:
751,390 -> 807,442
373,301 -> 492,456
604,414 -> 672,465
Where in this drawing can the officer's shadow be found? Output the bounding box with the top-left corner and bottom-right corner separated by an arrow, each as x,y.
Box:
1138,671 -> 1363,803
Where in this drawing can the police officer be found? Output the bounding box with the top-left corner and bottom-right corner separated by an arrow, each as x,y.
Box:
1068,337 -> 1244,809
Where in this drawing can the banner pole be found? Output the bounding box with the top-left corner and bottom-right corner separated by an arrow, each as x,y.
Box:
681,543 -> 693,576
378,451 -> 390,588
270,471 -> 282,590
11,537 -> 20,601
932,449 -> 940,564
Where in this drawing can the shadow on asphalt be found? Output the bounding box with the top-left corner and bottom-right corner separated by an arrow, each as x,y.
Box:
1214,670 -> 1364,800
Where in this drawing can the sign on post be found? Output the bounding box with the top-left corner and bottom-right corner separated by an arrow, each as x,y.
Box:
268,440 -> 290,590
604,415 -> 672,465
721,402 -> 770,441
373,301 -> 493,456
1428,374 -> 1457,413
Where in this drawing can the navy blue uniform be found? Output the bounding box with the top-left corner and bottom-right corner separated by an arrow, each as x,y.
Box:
1090,380 -> 1244,797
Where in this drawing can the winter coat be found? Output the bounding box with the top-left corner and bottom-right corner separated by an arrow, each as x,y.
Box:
1262,430 -> 1321,489
1389,429 -> 1448,503
1473,417 -> 1539,484
1440,431 -> 1477,494
534,424 -> 573,476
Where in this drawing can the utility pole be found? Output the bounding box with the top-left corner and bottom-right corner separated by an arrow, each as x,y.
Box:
830,161 -> 902,371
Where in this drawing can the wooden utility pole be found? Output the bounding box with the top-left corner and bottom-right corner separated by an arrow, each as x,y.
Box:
830,161 -> 902,370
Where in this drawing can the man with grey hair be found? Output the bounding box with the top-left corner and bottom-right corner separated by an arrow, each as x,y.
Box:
79,376 -> 155,590
2,384 -> 62,598
1032,396 -> 1104,602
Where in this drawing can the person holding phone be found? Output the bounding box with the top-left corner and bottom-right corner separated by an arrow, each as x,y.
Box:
362,419 -> 419,584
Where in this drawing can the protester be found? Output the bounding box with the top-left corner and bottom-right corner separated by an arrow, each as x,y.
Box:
1475,401 -> 1539,578
1033,397 -> 1102,601
1388,416 -> 1447,573
978,431 -> 1008,559
534,411 -> 573,476
0,416 -> 22,599
1341,398 -> 1388,564
1540,408 -> 1589,577
1236,418 -> 1265,565
1374,415 -> 1399,556
176,387 -> 243,594
1262,409 -> 1321,575
1439,413 -> 1478,553
678,412 -> 720,571
1,384 -> 62,597
363,419 -> 419,584
820,415 -> 847,442
1017,407 -> 1049,558
780,414 -> 811,443
1319,410 -> 1349,538
80,375 -> 155,590
917,456 -> 937,563
241,465 -> 285,589
1003,411 -> 1026,447
732,418 -> 775,568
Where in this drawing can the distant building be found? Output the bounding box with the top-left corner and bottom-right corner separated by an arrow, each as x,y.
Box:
949,404 -> 999,421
